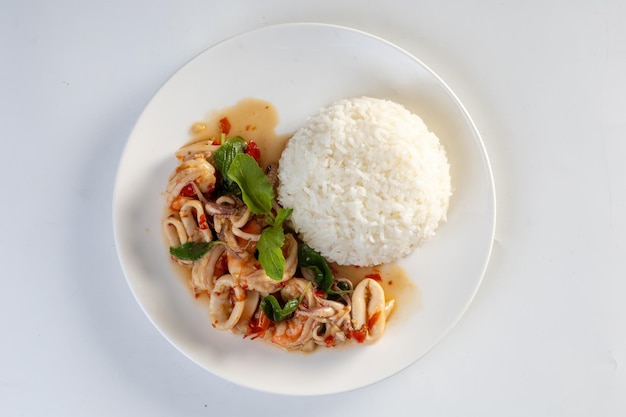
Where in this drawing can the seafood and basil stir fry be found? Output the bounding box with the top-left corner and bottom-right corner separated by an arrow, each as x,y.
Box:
162,133 -> 395,351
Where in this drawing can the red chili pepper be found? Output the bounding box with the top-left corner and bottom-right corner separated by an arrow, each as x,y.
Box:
179,183 -> 195,197
198,214 -> 208,230
245,310 -> 271,339
219,117 -> 231,135
367,311 -> 381,330
245,140 -> 262,164
365,273 -> 382,282
348,328 -> 367,344
324,335 -> 336,348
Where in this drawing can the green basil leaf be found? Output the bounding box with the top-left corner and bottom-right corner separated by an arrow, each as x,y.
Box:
273,207 -> 293,228
169,241 -> 219,261
227,153 -> 274,215
219,180 -> 242,196
259,225 -> 285,250
297,243 -> 332,291
214,136 -> 247,183
260,282 -> 311,322
297,243 -> 349,295
260,295 -> 288,322
257,226 -> 286,280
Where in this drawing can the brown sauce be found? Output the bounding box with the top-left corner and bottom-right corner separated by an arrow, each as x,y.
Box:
187,97 -> 290,170
173,98 -> 420,324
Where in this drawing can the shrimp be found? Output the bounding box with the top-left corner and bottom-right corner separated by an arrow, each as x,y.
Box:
280,278 -> 315,309
227,233 -> 298,293
227,255 -> 286,294
270,313 -> 316,351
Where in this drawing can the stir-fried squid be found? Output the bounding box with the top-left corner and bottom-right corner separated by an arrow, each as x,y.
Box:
162,133 -> 396,352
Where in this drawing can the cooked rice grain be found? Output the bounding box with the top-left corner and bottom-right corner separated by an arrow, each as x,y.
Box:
278,97 -> 451,266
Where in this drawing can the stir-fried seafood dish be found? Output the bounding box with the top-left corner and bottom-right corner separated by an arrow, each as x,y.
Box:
163,130 -> 395,352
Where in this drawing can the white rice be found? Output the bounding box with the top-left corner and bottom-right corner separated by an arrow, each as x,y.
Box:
277,97 -> 451,266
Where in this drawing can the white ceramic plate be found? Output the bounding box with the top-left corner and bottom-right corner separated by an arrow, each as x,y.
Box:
113,23 -> 495,396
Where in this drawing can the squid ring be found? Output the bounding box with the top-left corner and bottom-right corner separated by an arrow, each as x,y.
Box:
208,274 -> 246,330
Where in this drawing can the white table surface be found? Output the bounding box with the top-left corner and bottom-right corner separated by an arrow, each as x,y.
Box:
2,1 -> 625,415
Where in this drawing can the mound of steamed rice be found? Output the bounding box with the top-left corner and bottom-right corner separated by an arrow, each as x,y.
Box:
277,97 -> 451,266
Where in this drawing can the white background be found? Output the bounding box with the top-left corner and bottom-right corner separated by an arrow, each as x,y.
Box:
2,1 -> 625,416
